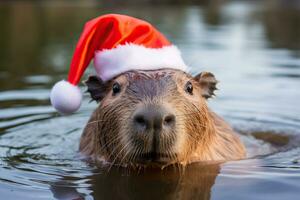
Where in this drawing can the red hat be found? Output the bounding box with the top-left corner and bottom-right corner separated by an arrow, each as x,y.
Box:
50,14 -> 187,114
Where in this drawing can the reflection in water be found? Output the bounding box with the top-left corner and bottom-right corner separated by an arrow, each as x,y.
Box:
51,163 -> 220,200
1,1 -> 300,200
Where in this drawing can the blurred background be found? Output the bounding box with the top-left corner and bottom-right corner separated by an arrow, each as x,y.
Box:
0,0 -> 300,200
0,0 -> 299,90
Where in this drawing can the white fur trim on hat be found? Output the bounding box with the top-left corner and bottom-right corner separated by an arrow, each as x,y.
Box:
94,44 -> 187,81
50,80 -> 82,114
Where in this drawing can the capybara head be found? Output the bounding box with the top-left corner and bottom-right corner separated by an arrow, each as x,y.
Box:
84,69 -> 218,166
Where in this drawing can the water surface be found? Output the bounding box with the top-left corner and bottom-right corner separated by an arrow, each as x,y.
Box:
0,1 -> 300,199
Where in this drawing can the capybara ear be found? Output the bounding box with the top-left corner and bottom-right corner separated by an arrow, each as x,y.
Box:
194,72 -> 218,99
84,76 -> 107,102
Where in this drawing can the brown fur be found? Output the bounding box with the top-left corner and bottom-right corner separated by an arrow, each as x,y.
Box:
79,69 -> 246,167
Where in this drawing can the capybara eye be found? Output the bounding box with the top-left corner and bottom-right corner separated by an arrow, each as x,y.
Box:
185,81 -> 193,95
112,82 -> 121,95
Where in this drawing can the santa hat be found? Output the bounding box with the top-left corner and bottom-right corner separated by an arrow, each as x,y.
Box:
50,14 -> 187,114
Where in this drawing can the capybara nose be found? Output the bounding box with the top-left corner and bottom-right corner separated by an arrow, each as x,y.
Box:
133,106 -> 175,132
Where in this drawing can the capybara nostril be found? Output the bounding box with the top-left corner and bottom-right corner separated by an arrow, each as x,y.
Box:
133,106 -> 175,132
163,114 -> 175,126
134,114 -> 148,129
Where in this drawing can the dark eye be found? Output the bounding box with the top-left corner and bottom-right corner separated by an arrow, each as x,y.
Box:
185,81 -> 193,95
112,82 -> 121,95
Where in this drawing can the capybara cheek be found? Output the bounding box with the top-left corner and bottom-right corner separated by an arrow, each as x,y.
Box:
171,130 -> 189,157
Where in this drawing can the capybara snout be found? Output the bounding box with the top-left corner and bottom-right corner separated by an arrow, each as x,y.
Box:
131,104 -> 178,164
132,104 -> 176,133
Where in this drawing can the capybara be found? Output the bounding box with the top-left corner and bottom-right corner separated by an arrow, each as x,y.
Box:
79,69 -> 246,167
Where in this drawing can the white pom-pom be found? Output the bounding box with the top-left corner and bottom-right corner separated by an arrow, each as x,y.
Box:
50,80 -> 82,114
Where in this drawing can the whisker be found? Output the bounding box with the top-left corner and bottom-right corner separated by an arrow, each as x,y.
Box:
108,141 -> 132,171
85,119 -> 110,126
127,145 -> 139,164
100,135 -> 123,154
105,140 -> 125,161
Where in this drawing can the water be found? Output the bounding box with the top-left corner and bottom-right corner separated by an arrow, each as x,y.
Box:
0,1 -> 300,199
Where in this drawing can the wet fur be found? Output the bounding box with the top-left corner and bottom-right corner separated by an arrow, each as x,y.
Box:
80,69 -> 246,166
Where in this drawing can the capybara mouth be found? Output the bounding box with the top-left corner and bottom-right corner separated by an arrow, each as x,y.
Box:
135,152 -> 177,164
